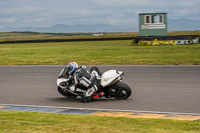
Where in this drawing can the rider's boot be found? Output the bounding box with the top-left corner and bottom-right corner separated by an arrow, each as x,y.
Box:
92,92 -> 104,99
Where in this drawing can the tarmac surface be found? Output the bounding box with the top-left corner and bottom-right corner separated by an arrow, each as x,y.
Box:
0,65 -> 200,114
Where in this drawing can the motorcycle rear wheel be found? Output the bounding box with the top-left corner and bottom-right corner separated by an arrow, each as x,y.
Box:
108,81 -> 132,99
57,86 -> 78,98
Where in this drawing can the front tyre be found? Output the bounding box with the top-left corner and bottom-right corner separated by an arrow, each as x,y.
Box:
57,86 -> 78,98
108,82 -> 132,99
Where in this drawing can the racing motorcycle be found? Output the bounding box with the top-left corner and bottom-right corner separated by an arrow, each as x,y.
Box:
56,67 -> 132,101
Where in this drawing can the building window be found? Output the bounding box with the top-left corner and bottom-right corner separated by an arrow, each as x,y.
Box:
159,15 -> 163,23
152,15 -> 157,23
145,14 -> 163,24
146,15 -> 150,23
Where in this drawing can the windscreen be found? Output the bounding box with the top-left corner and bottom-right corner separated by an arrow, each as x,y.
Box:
58,68 -> 68,78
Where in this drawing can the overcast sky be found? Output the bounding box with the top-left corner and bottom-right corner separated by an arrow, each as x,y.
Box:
0,0 -> 200,28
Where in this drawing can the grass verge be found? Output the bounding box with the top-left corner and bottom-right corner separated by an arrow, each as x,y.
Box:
0,40 -> 200,65
0,32 -> 137,42
1,110 -> 200,133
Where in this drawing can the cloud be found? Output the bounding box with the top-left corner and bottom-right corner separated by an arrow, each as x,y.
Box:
0,18 -> 16,23
0,0 -> 200,29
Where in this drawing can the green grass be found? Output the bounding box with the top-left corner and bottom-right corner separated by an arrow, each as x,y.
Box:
168,30 -> 200,36
1,31 -> 200,42
0,32 -> 137,42
0,40 -> 200,65
0,110 -> 200,133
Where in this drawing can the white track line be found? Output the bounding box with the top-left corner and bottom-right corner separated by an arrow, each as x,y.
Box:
1,103 -> 200,116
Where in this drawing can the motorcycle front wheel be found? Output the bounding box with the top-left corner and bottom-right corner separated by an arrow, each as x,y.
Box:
108,81 -> 132,99
57,86 -> 78,98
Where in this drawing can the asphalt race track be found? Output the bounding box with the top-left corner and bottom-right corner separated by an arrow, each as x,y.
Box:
0,65 -> 200,114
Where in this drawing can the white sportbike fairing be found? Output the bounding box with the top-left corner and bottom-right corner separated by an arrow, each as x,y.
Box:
100,69 -> 124,87
56,67 -> 132,100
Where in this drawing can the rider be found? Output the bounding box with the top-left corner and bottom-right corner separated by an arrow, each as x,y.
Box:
65,62 -> 103,102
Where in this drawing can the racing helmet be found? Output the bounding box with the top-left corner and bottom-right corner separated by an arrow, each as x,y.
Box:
67,62 -> 79,75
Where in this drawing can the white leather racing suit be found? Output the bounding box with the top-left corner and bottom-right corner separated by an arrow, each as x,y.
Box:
69,66 -> 99,102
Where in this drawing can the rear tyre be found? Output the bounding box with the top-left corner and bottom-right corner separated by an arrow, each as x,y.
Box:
108,82 -> 132,99
57,86 -> 78,98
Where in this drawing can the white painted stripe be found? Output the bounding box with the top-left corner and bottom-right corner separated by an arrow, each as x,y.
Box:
1,104 -> 200,116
